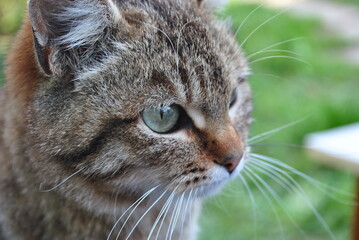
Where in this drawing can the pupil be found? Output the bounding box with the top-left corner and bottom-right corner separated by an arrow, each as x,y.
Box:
160,109 -> 164,120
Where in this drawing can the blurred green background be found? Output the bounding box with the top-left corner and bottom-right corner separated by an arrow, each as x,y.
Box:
1,0 -> 358,239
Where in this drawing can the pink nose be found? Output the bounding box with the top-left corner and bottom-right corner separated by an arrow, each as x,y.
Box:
215,154 -> 243,173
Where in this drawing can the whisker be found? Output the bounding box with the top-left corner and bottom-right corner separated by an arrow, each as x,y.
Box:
147,190 -> 173,240
180,189 -> 193,240
154,189 -> 177,240
249,55 -> 309,65
233,4 -> 264,38
169,193 -> 185,240
249,159 -> 294,193
249,142 -> 306,148
165,195 -> 181,240
246,37 -> 305,59
248,116 -> 309,143
125,189 -> 169,240
249,157 -> 338,240
239,7 -> 291,50
243,167 -> 286,240
39,167 -> 85,192
188,189 -> 199,234
238,174 -> 258,238
246,161 -> 307,237
251,153 -> 355,198
248,49 -> 302,60
107,185 -> 160,240
250,156 -> 356,206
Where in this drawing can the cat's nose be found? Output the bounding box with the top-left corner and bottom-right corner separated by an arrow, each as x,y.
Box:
215,154 -> 243,173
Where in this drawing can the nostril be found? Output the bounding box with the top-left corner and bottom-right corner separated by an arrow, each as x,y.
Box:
215,154 -> 243,173
224,162 -> 234,172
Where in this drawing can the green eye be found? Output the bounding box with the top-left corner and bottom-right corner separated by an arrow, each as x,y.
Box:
229,89 -> 237,108
142,105 -> 180,133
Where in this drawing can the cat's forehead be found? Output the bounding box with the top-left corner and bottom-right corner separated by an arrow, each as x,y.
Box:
75,0 -> 248,117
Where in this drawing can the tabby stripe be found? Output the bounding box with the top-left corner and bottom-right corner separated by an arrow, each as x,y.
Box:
56,118 -> 136,165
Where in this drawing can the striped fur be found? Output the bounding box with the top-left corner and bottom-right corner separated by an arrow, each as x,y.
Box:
0,0 -> 252,239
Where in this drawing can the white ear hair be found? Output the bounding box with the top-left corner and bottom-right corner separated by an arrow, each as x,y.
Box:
106,0 -> 122,22
54,0 -> 123,48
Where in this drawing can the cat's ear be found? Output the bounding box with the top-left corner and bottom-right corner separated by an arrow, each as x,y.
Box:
28,0 -> 122,75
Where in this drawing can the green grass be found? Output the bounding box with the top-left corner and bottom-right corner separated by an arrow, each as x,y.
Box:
199,3 -> 359,240
1,2 -> 358,240
0,0 -> 26,35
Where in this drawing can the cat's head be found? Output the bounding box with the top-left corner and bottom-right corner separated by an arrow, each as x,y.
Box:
25,0 -> 251,208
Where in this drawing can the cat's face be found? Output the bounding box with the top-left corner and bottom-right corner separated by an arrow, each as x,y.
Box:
27,0 -> 251,205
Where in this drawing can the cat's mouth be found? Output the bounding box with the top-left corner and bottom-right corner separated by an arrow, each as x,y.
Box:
171,156 -> 247,198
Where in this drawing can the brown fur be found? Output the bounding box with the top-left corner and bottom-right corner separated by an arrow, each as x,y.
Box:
5,17 -> 42,107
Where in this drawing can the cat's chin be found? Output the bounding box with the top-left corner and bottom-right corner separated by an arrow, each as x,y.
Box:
193,181 -> 227,198
190,159 -> 246,198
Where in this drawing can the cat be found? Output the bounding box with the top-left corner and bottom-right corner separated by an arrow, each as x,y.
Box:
0,0 -> 252,239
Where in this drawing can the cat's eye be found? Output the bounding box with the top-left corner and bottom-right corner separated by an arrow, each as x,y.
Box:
229,89 -> 237,108
142,105 -> 180,133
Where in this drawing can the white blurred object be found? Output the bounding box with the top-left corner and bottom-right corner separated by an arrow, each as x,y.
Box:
305,123 -> 359,174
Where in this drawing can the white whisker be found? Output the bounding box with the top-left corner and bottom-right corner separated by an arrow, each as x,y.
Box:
247,161 -> 307,237
180,189 -> 193,240
125,189 -> 169,240
250,142 -> 305,148
247,37 -> 305,59
238,174 -> 258,238
155,188 -> 178,240
250,156 -> 339,240
169,193 -> 185,240
165,195 -> 181,240
250,156 -> 356,206
249,55 -> 309,65
234,4 -> 264,38
39,167 -> 85,192
147,190 -> 173,240
239,8 -> 291,49
188,189 -> 198,235
248,117 -> 309,143
248,49 -> 302,60
107,185 -> 160,240
243,167 -> 286,240
251,153 -> 355,198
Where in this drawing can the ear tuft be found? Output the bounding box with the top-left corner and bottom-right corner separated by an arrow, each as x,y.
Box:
106,0 -> 122,23
28,0 -> 122,75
